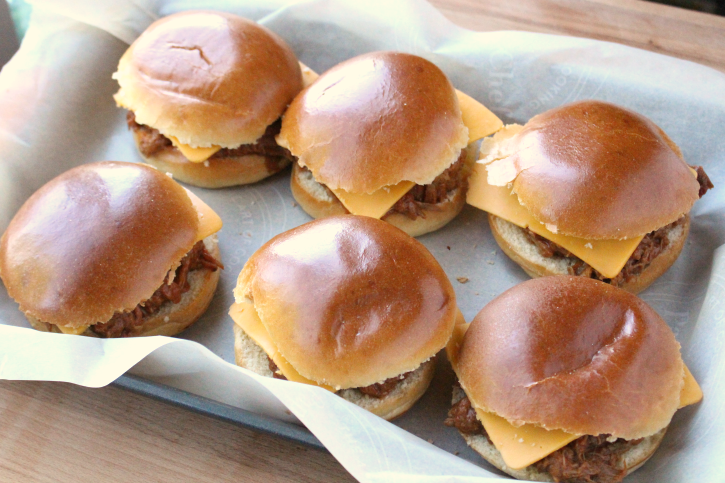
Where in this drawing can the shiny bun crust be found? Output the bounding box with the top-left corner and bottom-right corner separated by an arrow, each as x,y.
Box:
449,386 -> 666,481
27,236 -> 220,337
233,324 -> 436,420
277,51 -> 469,193
457,276 -> 684,440
290,163 -> 467,238
114,11 -> 302,148
0,162 -> 199,328
484,101 -> 700,239
235,215 -> 457,389
488,214 -> 690,294
131,129 -> 291,188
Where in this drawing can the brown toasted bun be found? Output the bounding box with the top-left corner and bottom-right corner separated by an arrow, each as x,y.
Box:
488,214 -> 690,294
233,324 -> 435,421
277,51 -> 469,193
132,129 -> 291,189
482,101 -> 700,239
234,215 -> 457,389
27,236 -> 221,337
449,387 -> 666,481
114,11 -> 302,149
0,162 -> 201,329
289,159 -> 469,238
457,276 -> 684,440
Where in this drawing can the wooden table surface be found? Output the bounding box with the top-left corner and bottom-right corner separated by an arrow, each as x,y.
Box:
1,1 -> 724,482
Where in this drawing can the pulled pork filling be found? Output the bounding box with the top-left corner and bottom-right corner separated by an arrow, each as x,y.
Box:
126,111 -> 294,173
444,395 -> 641,483
522,165 -> 713,287
267,357 -> 412,398
89,241 -> 224,338
300,149 -> 468,221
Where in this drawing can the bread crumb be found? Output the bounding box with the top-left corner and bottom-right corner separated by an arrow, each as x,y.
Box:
487,260 -> 495,265
454,451 -> 460,456
584,242 -> 593,249
447,246 -> 451,250
456,277 -> 469,284
427,439 -> 434,444
292,201 -> 298,207
475,292 -> 480,296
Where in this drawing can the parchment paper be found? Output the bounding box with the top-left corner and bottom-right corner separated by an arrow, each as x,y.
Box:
0,1 -> 724,481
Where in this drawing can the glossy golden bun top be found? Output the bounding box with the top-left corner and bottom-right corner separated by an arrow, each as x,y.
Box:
485,101 -> 700,239
277,51 -> 469,193
114,11 -> 302,148
0,162 -> 199,328
456,276 -> 684,440
235,215 -> 457,389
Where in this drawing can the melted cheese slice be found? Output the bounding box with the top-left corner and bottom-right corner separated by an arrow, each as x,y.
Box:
169,136 -> 222,163
455,90 -> 504,143
229,300 -> 335,392
56,325 -> 90,335
447,323 -> 703,469
184,189 -> 223,241
331,181 -> 416,219
467,163 -> 643,278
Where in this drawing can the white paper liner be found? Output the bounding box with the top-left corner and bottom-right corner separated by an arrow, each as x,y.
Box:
1,1 -> 724,481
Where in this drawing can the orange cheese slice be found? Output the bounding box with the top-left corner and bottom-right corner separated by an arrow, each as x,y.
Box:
455,90 -> 503,143
447,323 -> 703,469
467,163 -> 643,278
184,189 -> 223,242
299,61 -> 318,88
331,181 -> 416,219
229,300 -> 335,392
56,325 -> 90,335
168,136 -> 222,163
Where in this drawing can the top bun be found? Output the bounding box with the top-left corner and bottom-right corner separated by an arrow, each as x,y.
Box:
277,51 -> 469,193
484,101 -> 700,239
114,11 -> 302,148
456,276 -> 683,440
0,162 -> 199,328
235,215 -> 457,389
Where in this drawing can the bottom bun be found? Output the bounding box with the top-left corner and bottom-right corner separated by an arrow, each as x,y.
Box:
28,236 -> 221,337
451,387 -> 666,482
290,157 -> 471,238
234,324 -> 435,420
133,130 -> 290,189
488,214 -> 689,294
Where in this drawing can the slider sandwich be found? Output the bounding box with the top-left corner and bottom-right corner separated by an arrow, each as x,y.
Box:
468,101 -> 713,293
113,11 -> 308,188
445,276 -> 702,483
0,162 -> 223,337
276,51 -> 503,237
229,215 -> 462,420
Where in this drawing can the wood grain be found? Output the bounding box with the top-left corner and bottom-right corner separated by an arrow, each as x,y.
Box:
0,380 -> 355,482
1,1 -> 723,482
430,0 -> 725,72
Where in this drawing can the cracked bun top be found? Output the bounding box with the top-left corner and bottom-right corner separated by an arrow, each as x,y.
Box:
235,215 -> 457,389
277,51 -> 469,193
0,162 -> 199,328
113,11 -> 303,148
456,276 -> 684,439
482,101 -> 700,239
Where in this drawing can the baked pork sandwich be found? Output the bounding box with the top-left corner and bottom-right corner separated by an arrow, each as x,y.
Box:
113,11 -> 308,188
468,100 -> 713,293
0,162 -> 224,337
276,51 -> 503,237
445,276 -> 702,483
229,215 -> 462,420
